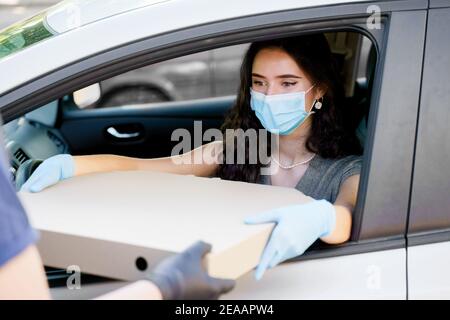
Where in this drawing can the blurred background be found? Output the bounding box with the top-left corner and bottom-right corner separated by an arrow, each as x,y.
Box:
0,0 -> 56,29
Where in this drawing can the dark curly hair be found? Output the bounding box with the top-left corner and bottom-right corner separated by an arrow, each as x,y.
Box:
216,33 -> 362,183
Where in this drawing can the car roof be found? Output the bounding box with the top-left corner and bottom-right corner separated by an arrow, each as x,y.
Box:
45,0 -> 171,34
0,0 -> 368,95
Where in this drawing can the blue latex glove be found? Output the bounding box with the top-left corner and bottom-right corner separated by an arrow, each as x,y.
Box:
20,154 -> 74,193
245,199 -> 336,280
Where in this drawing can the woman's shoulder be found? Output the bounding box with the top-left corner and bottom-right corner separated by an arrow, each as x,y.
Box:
335,154 -> 363,167
312,154 -> 363,181
314,154 -> 362,167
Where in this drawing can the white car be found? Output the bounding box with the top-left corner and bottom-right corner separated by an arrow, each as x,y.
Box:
0,0 -> 449,299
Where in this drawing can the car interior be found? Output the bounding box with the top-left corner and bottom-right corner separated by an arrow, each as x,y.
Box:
1,30 -> 377,284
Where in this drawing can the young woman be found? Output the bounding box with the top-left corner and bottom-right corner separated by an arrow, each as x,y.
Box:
21,33 -> 363,280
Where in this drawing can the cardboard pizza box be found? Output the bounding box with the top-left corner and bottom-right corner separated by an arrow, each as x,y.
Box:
18,170 -> 312,280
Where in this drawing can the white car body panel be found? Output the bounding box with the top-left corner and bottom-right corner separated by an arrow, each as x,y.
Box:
224,248 -> 406,299
408,241 -> 450,300
0,0 -> 365,95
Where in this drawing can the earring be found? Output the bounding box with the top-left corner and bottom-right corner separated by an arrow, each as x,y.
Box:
314,98 -> 323,110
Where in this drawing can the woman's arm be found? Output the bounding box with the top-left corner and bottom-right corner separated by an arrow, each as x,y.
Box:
73,140 -> 223,178
320,174 -> 360,244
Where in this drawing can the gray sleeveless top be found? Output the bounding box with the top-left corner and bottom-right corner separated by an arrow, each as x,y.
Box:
259,155 -> 363,203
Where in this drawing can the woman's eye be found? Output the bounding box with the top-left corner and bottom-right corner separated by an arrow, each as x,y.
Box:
282,81 -> 298,87
252,80 -> 265,86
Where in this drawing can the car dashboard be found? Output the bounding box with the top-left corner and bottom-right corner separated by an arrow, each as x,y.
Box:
2,101 -> 70,182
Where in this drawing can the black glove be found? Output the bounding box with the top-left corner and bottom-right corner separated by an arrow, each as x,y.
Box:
148,241 -> 236,300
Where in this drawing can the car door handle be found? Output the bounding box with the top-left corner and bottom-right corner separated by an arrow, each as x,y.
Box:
106,126 -> 141,139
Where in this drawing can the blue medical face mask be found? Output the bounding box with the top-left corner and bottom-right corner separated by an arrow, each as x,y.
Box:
250,85 -> 316,135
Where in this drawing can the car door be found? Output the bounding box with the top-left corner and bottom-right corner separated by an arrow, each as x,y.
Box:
407,2 -> 450,300
0,0 -> 427,299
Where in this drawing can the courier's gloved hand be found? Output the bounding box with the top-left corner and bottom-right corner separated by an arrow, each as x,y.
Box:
20,154 -> 74,193
148,241 -> 236,300
245,199 -> 336,280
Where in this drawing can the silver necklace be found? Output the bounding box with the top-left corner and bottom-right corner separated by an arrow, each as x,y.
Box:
272,153 -> 316,169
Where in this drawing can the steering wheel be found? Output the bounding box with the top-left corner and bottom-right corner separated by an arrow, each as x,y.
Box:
15,159 -> 43,191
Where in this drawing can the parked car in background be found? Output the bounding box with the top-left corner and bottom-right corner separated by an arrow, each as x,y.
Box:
96,43 -> 248,108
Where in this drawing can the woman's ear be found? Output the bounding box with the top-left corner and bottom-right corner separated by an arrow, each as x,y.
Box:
314,85 -> 327,100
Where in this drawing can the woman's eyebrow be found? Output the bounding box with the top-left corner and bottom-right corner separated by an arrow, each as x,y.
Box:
251,73 -> 266,78
251,73 -> 302,79
277,74 -> 302,79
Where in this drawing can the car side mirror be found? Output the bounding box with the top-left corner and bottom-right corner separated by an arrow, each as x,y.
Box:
73,83 -> 101,109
